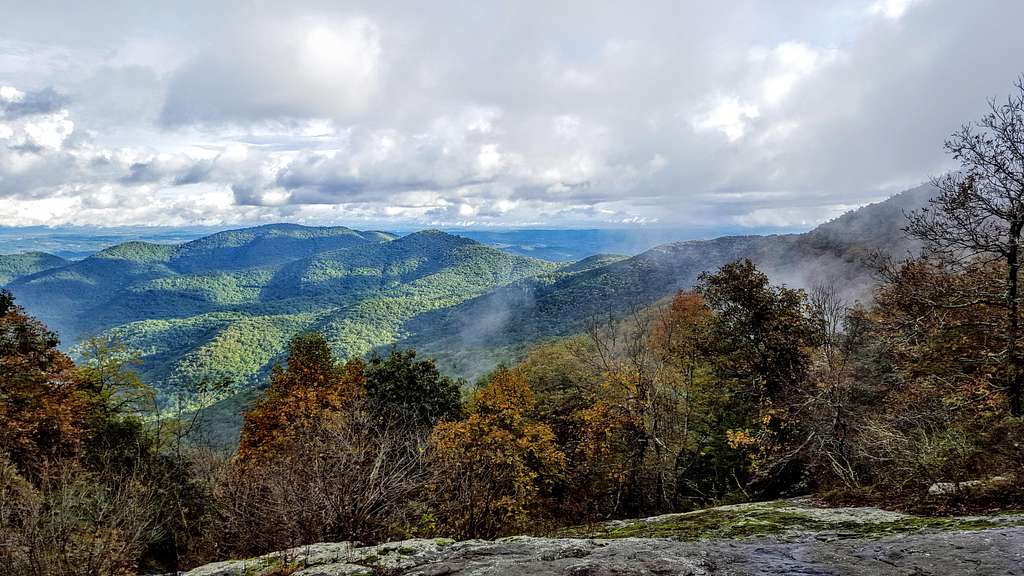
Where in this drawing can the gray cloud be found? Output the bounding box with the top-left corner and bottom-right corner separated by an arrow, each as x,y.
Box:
0,86 -> 67,118
0,0 -> 1021,228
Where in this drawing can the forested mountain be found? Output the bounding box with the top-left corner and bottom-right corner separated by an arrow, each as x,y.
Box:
5,224 -> 553,403
169,223 -> 397,273
2,185 -> 933,408
403,185 -> 934,377
0,251 -> 67,285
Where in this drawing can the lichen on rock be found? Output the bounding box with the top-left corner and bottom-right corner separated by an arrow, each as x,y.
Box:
176,500 -> 1024,576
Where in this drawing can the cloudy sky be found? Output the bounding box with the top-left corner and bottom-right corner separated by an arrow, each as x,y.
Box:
0,0 -> 1019,230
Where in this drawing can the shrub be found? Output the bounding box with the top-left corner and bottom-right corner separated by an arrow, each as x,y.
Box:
0,454 -> 162,576
217,408 -> 427,557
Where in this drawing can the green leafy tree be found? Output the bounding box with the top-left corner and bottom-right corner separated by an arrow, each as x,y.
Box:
365,348 -> 462,428
698,260 -> 817,403
697,260 -> 819,492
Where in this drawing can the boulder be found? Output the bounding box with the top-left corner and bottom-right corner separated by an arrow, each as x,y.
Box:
928,475 -> 1011,496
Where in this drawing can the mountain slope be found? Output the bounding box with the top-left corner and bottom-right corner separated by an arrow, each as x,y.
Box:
7,224 -> 553,403
0,252 -> 68,285
169,223 -> 395,273
401,185 -> 935,378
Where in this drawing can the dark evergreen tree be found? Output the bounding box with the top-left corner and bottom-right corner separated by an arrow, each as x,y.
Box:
365,348 -> 462,428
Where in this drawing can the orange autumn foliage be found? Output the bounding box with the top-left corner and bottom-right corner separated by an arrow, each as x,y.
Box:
0,291 -> 98,476
427,367 -> 565,538
650,292 -> 713,366
237,333 -> 364,462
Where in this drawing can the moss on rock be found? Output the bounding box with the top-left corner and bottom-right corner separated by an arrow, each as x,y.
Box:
554,499 -> 1022,541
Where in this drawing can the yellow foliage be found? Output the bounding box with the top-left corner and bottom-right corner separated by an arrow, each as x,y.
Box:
726,429 -> 757,449
427,367 -> 565,538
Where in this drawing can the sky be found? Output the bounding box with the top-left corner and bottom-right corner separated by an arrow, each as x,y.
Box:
0,0 -> 1020,230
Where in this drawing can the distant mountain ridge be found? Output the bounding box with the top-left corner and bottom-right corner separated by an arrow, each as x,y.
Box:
0,251 -> 67,285
401,185 -> 935,378
2,185 -> 935,432
169,224 -> 396,272
6,224 -> 553,402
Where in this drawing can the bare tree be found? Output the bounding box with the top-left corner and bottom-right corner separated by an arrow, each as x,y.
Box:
577,304 -> 680,514
215,406 -> 428,557
0,455 -> 162,576
804,282 -> 865,487
905,77 -> 1024,416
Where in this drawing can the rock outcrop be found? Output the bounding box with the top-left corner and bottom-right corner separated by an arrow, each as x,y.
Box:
177,499 -> 1024,576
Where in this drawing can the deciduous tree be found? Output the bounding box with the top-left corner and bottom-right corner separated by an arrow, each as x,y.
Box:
237,333 -> 364,461
427,367 -> 564,538
905,78 -> 1024,416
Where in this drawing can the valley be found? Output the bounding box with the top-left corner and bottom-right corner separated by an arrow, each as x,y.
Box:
0,185 -> 932,414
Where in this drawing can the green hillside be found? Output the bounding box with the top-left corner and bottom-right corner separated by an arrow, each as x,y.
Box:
401,185 -> 935,379
169,223 -> 395,272
7,224 -> 553,406
556,253 -> 629,274
0,251 -> 68,285
401,234 -> 788,378
3,185 -> 934,430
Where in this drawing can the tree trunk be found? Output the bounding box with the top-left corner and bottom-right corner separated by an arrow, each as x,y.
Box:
1008,223 -> 1022,417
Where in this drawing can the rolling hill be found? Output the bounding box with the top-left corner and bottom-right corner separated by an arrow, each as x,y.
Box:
6,224 -> 554,403
400,185 -> 933,378
0,251 -> 67,285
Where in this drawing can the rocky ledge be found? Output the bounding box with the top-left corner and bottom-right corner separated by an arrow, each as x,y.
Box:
179,499 -> 1024,575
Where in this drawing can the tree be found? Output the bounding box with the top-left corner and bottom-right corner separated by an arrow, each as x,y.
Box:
802,282 -> 873,488
75,336 -> 153,418
698,260 -> 817,403
579,305 -> 677,515
0,290 -> 92,476
237,333 -> 364,461
853,259 -> 1020,490
364,348 -> 462,429
427,367 -> 565,538
650,292 -> 745,504
652,292 -> 714,401
696,260 -> 819,492
905,78 -> 1024,416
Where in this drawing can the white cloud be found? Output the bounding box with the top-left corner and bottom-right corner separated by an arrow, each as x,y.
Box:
753,42 -> 842,106
691,96 -> 760,142
299,18 -> 381,109
160,13 -> 384,125
21,111 -> 74,150
734,204 -> 862,228
868,0 -> 924,20
0,0 -> 1018,230
0,85 -> 25,103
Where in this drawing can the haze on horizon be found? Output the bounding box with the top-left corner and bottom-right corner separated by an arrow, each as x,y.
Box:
0,0 -> 1019,231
